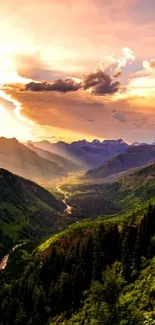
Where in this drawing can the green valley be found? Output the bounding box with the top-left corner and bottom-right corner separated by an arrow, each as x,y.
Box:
61,163 -> 155,218
2,157 -> 155,324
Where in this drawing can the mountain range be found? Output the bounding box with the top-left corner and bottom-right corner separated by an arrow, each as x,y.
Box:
85,145 -> 155,179
2,137 -> 155,183
28,138 -> 129,168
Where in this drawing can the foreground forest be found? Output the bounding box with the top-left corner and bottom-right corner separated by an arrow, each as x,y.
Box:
1,203 -> 155,324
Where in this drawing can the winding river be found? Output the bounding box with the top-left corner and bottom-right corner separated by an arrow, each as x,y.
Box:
56,185 -> 73,215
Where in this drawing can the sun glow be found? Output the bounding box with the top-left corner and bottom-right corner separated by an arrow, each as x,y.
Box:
0,48 -> 35,141
0,103 -> 33,141
0,70 -> 32,85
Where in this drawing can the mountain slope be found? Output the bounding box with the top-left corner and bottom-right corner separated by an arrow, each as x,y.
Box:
86,145 -> 155,179
0,168 -> 67,257
26,142 -> 80,171
29,139 -> 85,167
0,137 -> 67,181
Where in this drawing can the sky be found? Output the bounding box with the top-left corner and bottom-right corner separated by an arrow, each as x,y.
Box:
1,0 -> 155,143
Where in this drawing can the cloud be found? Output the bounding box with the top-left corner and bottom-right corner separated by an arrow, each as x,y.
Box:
24,68 -> 120,96
86,118 -> 95,122
14,53 -> 59,81
132,58 -> 155,80
113,69 -> 122,78
14,53 -> 86,81
113,111 -> 127,123
118,47 -> 135,69
25,78 -> 82,93
82,69 -> 120,95
2,82 -> 155,144
143,59 -> 155,70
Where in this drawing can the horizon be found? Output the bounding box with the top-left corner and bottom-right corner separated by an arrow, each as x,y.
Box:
1,135 -> 155,146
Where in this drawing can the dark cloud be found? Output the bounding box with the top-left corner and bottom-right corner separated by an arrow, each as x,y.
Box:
133,115 -> 148,128
25,78 -> 82,93
113,112 -> 127,123
113,70 -> 122,78
24,68 -> 120,95
83,69 -> 120,95
86,118 -> 95,122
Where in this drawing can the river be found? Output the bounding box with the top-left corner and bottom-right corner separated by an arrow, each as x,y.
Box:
56,185 -> 73,215
0,242 -> 27,271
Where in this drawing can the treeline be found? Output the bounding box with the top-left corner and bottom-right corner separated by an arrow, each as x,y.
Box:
1,204 -> 155,324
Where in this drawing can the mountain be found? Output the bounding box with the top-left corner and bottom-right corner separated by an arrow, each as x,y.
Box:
0,137 -> 67,181
27,140 -> 90,168
132,141 -> 149,146
85,145 -> 155,179
132,141 -> 141,146
0,168 -> 69,258
1,203 -> 155,325
26,142 -> 80,171
66,162 -> 155,218
30,138 -> 129,168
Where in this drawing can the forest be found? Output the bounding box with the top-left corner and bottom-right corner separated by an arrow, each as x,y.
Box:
1,203 -> 155,324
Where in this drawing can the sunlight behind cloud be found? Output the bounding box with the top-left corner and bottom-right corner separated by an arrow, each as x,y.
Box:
0,103 -> 33,141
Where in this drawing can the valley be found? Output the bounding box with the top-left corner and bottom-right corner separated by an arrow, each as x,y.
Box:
2,138 -> 155,324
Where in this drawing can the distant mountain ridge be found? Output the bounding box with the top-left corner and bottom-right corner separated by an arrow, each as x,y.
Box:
2,137 -> 155,182
30,138 -> 129,168
85,145 -> 155,179
132,141 -> 155,146
0,137 -> 67,182
26,142 -> 80,171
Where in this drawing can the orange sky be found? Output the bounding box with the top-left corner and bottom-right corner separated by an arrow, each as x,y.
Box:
1,0 -> 155,143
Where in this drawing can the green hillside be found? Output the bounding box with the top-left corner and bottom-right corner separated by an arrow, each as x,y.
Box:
0,168 -> 69,258
64,163 -> 155,218
1,204 -> 155,324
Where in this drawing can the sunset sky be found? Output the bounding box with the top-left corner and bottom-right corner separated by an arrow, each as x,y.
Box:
1,0 -> 155,143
